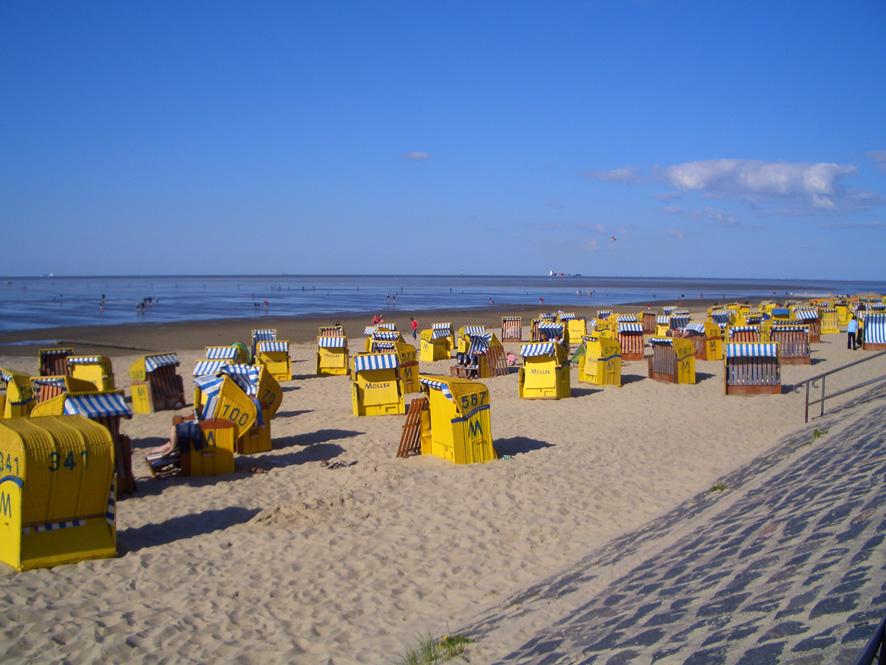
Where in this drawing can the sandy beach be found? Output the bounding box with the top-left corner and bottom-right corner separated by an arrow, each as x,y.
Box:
1,306 -> 884,664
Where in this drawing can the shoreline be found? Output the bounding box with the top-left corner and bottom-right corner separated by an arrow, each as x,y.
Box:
0,297 -> 748,355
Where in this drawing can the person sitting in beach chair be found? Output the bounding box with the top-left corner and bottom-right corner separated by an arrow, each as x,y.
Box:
144,420 -> 206,477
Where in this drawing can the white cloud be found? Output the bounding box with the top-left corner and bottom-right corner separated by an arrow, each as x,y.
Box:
404,151 -> 430,161
868,151 -> 886,172
666,229 -> 684,240
585,239 -> 599,251
664,159 -> 856,209
587,167 -> 639,183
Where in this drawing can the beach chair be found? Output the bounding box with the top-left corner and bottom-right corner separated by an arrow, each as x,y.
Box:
769,307 -> 791,322
204,345 -> 245,363
29,375 -> 95,403
0,369 -> 35,419
518,341 -> 571,399
537,321 -> 567,345
192,359 -> 234,382
456,325 -> 486,353
192,373 -> 262,452
862,313 -> 886,351
129,353 -> 185,414
500,316 -> 522,343
417,375 -> 496,464
370,339 -> 420,394
420,328 -> 450,362
450,333 -> 508,379
655,315 -> 671,337
835,303 -> 851,328
617,320 -> 645,361
250,328 -> 277,358
66,355 -> 115,392
31,391 -> 136,496
729,325 -> 761,344
38,347 -> 72,376
578,336 -> 621,387
317,335 -> 350,376
682,323 -> 708,360
364,329 -> 405,352
0,415 -> 117,571
351,352 -> 405,416
647,337 -> 696,384
792,308 -> 821,343
319,325 -> 344,337
724,343 -> 781,395
669,315 -> 691,335
558,312 -> 586,344
254,340 -> 292,382
641,310 -> 658,334
769,324 -> 811,365
819,308 -> 839,335
219,363 -> 280,453
430,322 -> 455,355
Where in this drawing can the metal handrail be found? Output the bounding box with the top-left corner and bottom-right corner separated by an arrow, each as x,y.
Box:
790,350 -> 886,422
853,617 -> 885,665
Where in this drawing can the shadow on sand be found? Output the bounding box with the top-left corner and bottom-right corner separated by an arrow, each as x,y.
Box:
494,437 -> 554,457
119,506 -> 261,553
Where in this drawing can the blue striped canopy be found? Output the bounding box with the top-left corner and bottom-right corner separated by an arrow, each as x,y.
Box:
871,303 -> 886,311
363,326 -> 378,335
206,346 -> 238,359
468,333 -> 492,356
145,354 -> 179,372
431,329 -> 450,340
597,310 -> 612,318
656,315 -> 670,325
353,353 -> 399,371
520,342 -> 555,357
617,315 -> 638,323
31,376 -> 67,388
371,341 -> 397,351
377,323 -> 397,330
711,311 -> 732,324
193,359 -> 233,376
257,340 -> 289,353
419,377 -> 454,400
195,376 -> 225,420
662,306 -> 676,314
372,331 -> 400,341
463,325 -> 486,335
745,315 -> 763,324
684,323 -> 706,334
771,325 -> 809,333
729,326 -> 760,335
251,329 -> 277,341
537,322 -> 564,333
865,313 -> 886,344
221,364 -> 259,396
40,348 -> 72,356
431,322 -> 452,330
649,337 -> 673,345
318,336 -> 347,348
587,319 -> 597,329
793,309 -> 819,321
559,312 -> 577,320
63,393 -> 132,419
0,369 -> 14,383
672,309 -> 690,316
726,343 -> 778,358
670,316 -> 690,329
618,322 -> 644,333
67,356 -> 102,365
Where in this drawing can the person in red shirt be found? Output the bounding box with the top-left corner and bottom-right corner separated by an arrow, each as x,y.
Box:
410,316 -> 418,340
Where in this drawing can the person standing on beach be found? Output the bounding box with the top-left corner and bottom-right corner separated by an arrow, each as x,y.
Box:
410,316 -> 418,340
847,316 -> 859,350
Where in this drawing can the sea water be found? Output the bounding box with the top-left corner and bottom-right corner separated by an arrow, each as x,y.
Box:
0,274 -> 883,332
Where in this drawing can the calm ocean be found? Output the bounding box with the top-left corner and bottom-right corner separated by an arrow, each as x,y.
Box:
1,274 -> 883,332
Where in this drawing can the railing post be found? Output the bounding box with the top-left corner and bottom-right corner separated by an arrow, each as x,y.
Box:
805,382 -> 810,423
820,375 -> 826,418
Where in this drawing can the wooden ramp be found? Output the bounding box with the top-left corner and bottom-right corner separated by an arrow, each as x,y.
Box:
487,345 -> 510,376
397,397 -> 427,458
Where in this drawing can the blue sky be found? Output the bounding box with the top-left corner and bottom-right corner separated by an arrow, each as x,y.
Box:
2,1 -> 885,279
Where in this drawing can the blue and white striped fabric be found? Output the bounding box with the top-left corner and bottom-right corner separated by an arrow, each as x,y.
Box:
656,315 -> 670,325
618,322 -> 644,333
196,376 -> 224,419
771,325 -> 809,333
41,348 -> 72,356
353,353 -> 399,371
432,322 -> 452,330
193,359 -> 232,377
105,481 -> 116,526
67,356 -> 102,365
538,322 -> 564,333
145,354 -> 179,372
0,369 -> 13,383
363,326 -> 378,335
377,323 -> 397,330
539,312 -> 556,320
419,377 -> 454,400
468,334 -> 492,356
431,329 -> 450,340
670,316 -> 690,329
206,346 -> 238,360
673,309 -> 690,316
865,313 -> 886,344
745,314 -> 763,324
726,343 -> 778,358
371,341 -> 397,351
793,308 -> 819,321
520,342 -> 555,357
649,337 -> 673,345
587,319 -> 597,330
771,308 -> 791,317
617,315 -> 638,323
729,326 -> 760,335
684,323 -> 706,334
31,376 -> 67,388
318,336 -> 347,348
372,331 -> 400,341
711,311 -> 732,324
597,310 -> 612,318
870,303 -> 886,311
257,340 -> 289,353
560,312 -> 577,320
221,364 -> 260,396
64,392 -> 132,418
662,306 -> 676,315
22,518 -> 85,534
251,329 -> 277,342
463,325 -> 486,336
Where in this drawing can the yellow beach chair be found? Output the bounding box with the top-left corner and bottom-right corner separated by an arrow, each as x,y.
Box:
0,369 -> 35,419
66,355 -> 115,392
418,375 -> 496,464
317,335 -> 350,376
518,341 -> 571,399
37,347 -> 72,376
254,340 -> 292,382
351,352 -> 405,416
648,337 -> 696,384
129,353 -> 185,414
578,336 -> 621,387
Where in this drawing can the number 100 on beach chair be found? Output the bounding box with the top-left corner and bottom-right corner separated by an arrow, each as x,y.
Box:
0,416 -> 117,571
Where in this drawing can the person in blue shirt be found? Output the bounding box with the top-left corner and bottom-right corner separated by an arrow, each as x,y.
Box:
847,316 -> 859,350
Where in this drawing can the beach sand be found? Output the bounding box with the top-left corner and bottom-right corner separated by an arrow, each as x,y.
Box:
1,306 -> 883,664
